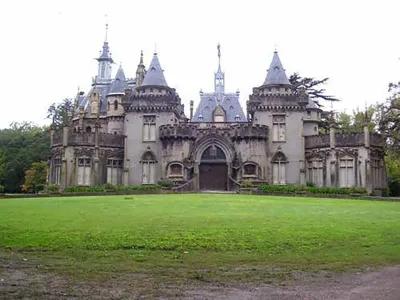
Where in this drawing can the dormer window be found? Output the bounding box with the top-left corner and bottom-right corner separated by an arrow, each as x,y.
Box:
198,115 -> 204,121
114,100 -> 118,110
235,115 -> 240,122
307,110 -> 311,118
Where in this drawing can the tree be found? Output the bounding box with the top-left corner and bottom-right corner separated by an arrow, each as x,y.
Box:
289,73 -> 340,107
21,161 -> 48,193
376,82 -> 400,153
0,122 -> 50,192
47,98 -> 75,127
335,106 -> 376,133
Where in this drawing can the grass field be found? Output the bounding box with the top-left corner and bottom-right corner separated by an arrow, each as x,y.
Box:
0,194 -> 399,284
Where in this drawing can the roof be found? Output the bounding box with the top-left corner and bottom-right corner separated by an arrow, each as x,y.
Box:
306,98 -> 321,110
108,66 -> 126,95
192,93 -> 247,122
141,53 -> 168,87
263,51 -> 290,86
97,41 -> 113,63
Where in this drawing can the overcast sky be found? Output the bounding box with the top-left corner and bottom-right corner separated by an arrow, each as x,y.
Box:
0,0 -> 399,129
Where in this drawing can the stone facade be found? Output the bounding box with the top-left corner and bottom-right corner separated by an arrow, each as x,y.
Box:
49,38 -> 387,194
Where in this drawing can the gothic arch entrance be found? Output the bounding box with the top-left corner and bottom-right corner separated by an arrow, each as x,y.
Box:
199,145 -> 228,190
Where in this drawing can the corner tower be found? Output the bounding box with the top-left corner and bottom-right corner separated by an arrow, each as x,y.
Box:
247,50 -> 309,185
123,51 -> 187,186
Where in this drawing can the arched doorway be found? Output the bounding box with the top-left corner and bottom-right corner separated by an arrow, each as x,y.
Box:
199,145 -> 228,190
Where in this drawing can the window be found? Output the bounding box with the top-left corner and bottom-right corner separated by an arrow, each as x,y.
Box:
108,102 -> 111,111
107,158 -> 123,185
142,150 -> 156,184
235,115 -> 240,122
272,115 -> 286,142
371,158 -> 382,187
101,65 -> 105,78
198,115 -> 204,121
272,152 -> 286,185
243,163 -> 257,178
142,115 -> 156,141
339,156 -> 354,187
114,100 -> 118,111
53,157 -> 61,185
307,110 -> 311,118
307,159 -> 323,186
77,157 -> 91,185
86,126 -> 92,133
169,163 -> 183,177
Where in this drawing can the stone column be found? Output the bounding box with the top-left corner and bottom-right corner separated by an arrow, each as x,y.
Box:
93,123 -> 100,186
123,134 -> 129,186
61,125 -> 69,191
329,124 -> 336,149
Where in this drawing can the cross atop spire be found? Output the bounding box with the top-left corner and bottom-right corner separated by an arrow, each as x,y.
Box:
217,43 -> 221,71
215,43 -> 224,95
105,23 -> 108,42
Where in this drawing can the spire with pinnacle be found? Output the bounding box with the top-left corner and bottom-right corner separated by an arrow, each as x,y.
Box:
141,52 -> 168,88
135,50 -> 146,88
263,51 -> 291,86
215,43 -> 225,96
96,23 -> 114,83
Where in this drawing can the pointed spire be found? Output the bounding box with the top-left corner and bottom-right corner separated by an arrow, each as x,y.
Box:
263,51 -> 290,86
97,23 -> 113,63
139,50 -> 144,65
141,53 -> 168,87
108,65 -> 126,95
217,43 -> 221,72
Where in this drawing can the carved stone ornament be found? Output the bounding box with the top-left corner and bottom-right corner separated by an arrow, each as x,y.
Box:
75,148 -> 95,157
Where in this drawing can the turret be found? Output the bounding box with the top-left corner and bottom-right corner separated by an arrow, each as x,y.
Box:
135,50 -> 146,88
137,52 -> 170,95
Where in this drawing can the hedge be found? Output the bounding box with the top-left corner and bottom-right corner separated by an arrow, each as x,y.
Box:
64,184 -> 161,193
258,184 -> 367,195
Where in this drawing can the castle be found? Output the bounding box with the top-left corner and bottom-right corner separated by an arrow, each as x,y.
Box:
49,30 -> 387,194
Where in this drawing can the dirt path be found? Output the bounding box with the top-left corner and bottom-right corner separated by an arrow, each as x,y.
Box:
1,260 -> 399,299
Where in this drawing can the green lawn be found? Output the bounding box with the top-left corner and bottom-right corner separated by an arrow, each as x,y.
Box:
0,194 -> 399,283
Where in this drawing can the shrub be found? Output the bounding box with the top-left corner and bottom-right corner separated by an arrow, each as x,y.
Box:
103,183 -> 116,192
0,185 -> 4,193
258,184 -> 367,195
240,180 -> 254,188
45,184 -> 60,193
63,184 -> 162,193
158,180 -> 175,188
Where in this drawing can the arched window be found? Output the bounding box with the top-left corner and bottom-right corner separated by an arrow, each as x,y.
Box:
53,156 -> 61,185
86,126 -> 92,133
242,162 -> 259,179
108,102 -> 111,111
107,158 -> 123,185
141,149 -> 157,184
114,100 -> 118,110
307,158 -> 323,187
271,151 -> 287,185
168,163 -> 183,178
77,157 -> 91,185
339,156 -> 354,187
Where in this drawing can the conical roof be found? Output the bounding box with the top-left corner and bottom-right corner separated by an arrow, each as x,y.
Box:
108,66 -> 126,95
263,51 -> 290,86
141,53 -> 168,87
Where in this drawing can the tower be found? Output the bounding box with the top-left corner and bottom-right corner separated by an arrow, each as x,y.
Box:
192,45 -> 246,122
96,24 -> 114,84
123,52 -> 187,185
248,50 -> 309,185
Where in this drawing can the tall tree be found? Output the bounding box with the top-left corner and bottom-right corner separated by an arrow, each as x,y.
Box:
47,98 -> 75,127
289,73 -> 340,107
376,82 -> 400,152
0,122 -> 50,192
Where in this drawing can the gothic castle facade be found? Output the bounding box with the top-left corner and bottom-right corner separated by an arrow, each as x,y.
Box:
49,34 -> 387,194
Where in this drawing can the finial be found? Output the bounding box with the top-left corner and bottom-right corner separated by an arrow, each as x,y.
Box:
139,50 -> 144,64
154,43 -> 157,55
217,43 -> 221,71
104,14 -> 109,42
274,44 -> 277,53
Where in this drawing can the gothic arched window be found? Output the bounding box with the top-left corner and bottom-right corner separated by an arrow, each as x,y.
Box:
141,149 -> 157,184
271,151 -> 287,185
